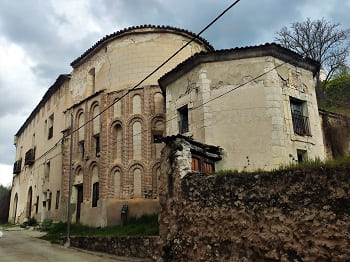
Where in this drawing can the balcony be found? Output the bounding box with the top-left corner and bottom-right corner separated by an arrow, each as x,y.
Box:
25,148 -> 36,166
13,159 -> 22,174
291,113 -> 311,136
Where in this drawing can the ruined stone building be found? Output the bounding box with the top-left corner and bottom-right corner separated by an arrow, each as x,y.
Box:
9,26 -> 345,227
9,26 -> 212,226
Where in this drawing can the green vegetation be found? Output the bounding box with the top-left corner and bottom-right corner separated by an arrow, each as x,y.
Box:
0,223 -> 15,228
39,214 -> 159,244
216,155 -> 350,175
317,70 -> 350,117
20,217 -> 38,228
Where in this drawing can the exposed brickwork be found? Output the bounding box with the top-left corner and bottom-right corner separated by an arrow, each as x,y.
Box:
62,85 -> 164,208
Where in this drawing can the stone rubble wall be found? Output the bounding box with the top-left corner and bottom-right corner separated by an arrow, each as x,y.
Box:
61,236 -> 159,259
158,138 -> 350,261
320,110 -> 350,158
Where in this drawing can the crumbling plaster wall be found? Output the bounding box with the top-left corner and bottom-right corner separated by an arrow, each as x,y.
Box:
165,56 -> 325,171
9,81 -> 69,224
158,138 -> 350,261
69,31 -> 207,104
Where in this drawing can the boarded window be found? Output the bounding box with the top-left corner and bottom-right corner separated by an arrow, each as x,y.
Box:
92,104 -> 100,135
154,93 -> 164,114
192,157 -> 200,171
113,125 -> 122,160
192,156 -> 214,173
133,168 -> 142,198
78,112 -> 85,141
114,170 -> 121,198
132,122 -> 142,159
132,95 -> 141,114
113,100 -> 122,117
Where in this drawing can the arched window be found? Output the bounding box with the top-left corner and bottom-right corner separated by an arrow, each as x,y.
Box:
78,112 -> 84,141
113,100 -> 122,117
132,95 -> 141,114
133,168 -> 142,198
91,165 -> 99,207
114,170 -> 121,198
87,68 -> 96,95
112,124 -> 123,160
132,122 -> 142,159
92,104 -> 100,135
154,93 -> 164,114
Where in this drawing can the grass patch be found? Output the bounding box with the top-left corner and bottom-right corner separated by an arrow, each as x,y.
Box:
39,214 -> 159,244
216,155 -> 350,175
0,223 -> 15,228
319,104 -> 350,117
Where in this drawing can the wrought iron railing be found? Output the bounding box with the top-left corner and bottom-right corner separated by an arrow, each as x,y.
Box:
291,113 -> 311,136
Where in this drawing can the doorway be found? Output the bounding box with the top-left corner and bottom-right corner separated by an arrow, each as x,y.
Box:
27,187 -> 32,218
76,184 -> 83,223
13,193 -> 18,224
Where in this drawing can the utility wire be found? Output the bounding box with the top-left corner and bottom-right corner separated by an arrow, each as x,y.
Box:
27,0 -> 242,164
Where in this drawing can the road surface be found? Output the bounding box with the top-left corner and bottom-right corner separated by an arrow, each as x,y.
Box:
0,228 -> 148,262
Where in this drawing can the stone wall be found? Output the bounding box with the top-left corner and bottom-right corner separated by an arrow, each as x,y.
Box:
159,137 -> 350,261
320,109 -> 350,158
61,236 -> 159,259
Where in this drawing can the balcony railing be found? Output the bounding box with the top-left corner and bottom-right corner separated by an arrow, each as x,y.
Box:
13,159 -> 22,174
25,148 -> 35,166
291,113 -> 311,136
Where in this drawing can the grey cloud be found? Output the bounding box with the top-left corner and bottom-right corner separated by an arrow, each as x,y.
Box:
0,0 -> 350,167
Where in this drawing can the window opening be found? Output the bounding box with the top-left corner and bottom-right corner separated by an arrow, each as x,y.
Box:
178,105 -> 189,134
92,182 -> 99,207
290,98 -> 311,136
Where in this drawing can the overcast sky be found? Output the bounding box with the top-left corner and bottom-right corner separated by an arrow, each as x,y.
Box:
0,0 -> 349,187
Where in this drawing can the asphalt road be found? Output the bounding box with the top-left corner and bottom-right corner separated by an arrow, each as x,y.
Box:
0,228 -> 147,262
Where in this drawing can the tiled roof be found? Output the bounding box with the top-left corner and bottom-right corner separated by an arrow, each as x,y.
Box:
70,25 -> 214,68
158,43 -> 320,90
15,74 -> 71,137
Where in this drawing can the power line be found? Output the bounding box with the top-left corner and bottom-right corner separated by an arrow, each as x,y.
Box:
25,0 -> 242,165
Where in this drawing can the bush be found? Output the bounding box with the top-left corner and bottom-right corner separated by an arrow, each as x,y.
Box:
40,219 -> 53,231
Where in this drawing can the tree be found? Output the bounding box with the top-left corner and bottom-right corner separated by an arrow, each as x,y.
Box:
275,18 -> 350,82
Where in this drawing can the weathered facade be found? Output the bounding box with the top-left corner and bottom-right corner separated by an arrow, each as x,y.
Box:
8,26 -> 212,226
159,44 -> 326,171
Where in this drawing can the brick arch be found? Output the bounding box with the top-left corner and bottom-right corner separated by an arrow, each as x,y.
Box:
73,165 -> 84,185
128,117 -> 144,161
128,163 -> 145,199
112,97 -> 123,118
109,165 -> 123,198
151,116 -> 165,130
